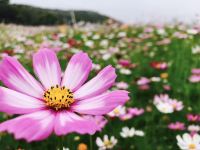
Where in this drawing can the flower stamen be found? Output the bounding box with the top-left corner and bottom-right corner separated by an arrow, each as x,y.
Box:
44,85 -> 74,110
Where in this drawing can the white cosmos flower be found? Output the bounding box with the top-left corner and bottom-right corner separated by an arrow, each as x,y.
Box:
176,133 -> 200,150
96,135 -> 118,150
119,68 -> 132,75
192,46 -> 200,54
188,125 -> 200,133
120,127 -> 135,138
155,102 -> 174,114
120,127 -> 145,138
107,105 -> 126,117
135,130 -> 145,136
85,40 -> 94,48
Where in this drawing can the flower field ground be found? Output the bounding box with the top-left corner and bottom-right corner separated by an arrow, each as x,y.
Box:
0,22 -> 200,150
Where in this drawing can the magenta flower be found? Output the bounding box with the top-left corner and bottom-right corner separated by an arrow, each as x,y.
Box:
187,114 -> 200,122
168,122 -> 185,131
0,49 -> 129,142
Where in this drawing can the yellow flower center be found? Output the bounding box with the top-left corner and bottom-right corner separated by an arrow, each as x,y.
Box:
104,140 -> 112,147
43,85 -> 74,110
113,108 -> 120,115
189,143 -> 196,150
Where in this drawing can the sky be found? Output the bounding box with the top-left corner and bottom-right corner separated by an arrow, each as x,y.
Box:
10,0 -> 200,24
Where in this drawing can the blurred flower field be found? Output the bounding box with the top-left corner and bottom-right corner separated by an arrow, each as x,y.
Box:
0,21 -> 200,150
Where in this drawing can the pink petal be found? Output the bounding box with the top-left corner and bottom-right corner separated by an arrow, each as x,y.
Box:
33,49 -> 62,89
61,52 -> 92,92
0,56 -> 44,98
0,110 -> 55,142
71,90 -> 129,115
54,111 -> 99,136
0,87 -> 46,114
74,65 -> 117,100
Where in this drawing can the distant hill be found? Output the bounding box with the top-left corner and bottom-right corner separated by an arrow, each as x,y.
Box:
0,2 -> 109,25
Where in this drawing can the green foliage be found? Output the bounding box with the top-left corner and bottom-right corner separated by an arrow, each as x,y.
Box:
0,4 -> 108,25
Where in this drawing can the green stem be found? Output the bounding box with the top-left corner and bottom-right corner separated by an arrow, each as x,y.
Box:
90,135 -> 93,150
59,136 -> 64,150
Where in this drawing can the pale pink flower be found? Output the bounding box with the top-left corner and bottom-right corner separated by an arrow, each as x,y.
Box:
115,82 -> 129,90
189,75 -> 200,83
169,99 -> 184,111
128,108 -> 144,117
192,68 -> 200,74
137,77 -> 150,85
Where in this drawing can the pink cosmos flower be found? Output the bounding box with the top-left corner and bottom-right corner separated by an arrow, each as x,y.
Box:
187,114 -> 200,122
0,49 -> 129,142
128,108 -> 144,117
168,122 -> 185,131
118,59 -> 131,67
192,68 -> 200,74
169,99 -> 184,111
115,82 -> 129,90
189,75 -> 200,83
136,77 -> 150,86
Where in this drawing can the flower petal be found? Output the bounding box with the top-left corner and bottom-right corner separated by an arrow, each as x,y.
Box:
71,90 -> 129,115
54,111 -> 99,136
62,52 -> 92,92
0,110 -> 55,142
33,49 -> 62,89
74,65 -> 117,100
0,56 -> 44,98
0,87 -> 45,114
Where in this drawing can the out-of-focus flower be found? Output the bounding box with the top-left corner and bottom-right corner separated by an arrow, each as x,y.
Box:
119,68 -> 132,75
117,32 -> 126,38
137,77 -> 150,85
189,68 -> 200,83
160,73 -> 168,79
169,99 -> 184,111
154,94 -> 183,113
92,63 -> 101,71
107,105 -> 126,117
128,108 -> 144,117
188,125 -> 200,133
192,46 -> 200,54
163,85 -> 171,91
173,32 -> 188,39
115,82 -> 129,90
187,114 -> 200,122
189,75 -> 200,83
63,147 -> 70,150
138,84 -> 150,91
192,69 -> 200,74
77,143 -> 88,150
67,38 -> 78,47
187,29 -> 198,35
120,127 -> 135,138
118,59 -> 137,68
100,39 -> 109,47
150,77 -> 161,82
96,135 -> 118,150
120,127 -> 145,138
85,40 -> 94,48
156,38 -> 171,45
155,102 -> 174,114
168,122 -> 185,131
150,61 -> 168,70
176,133 -> 200,150
108,106 -> 144,121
